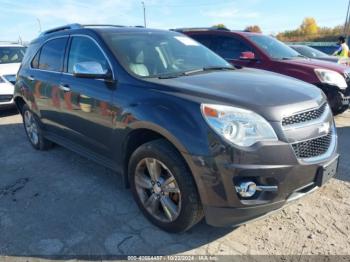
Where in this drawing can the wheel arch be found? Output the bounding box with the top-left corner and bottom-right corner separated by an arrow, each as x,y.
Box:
122,122 -> 191,188
14,96 -> 26,115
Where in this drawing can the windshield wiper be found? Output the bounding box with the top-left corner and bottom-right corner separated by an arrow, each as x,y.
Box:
157,72 -> 187,79
203,66 -> 235,71
182,66 -> 235,76
157,66 -> 235,79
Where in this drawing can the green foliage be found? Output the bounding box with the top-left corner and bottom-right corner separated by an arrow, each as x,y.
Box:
213,24 -> 227,29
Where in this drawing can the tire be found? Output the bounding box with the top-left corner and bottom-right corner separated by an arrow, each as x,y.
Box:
128,139 -> 203,233
22,104 -> 53,150
327,89 -> 348,115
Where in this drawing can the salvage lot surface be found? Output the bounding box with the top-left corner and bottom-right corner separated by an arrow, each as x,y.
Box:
0,109 -> 349,258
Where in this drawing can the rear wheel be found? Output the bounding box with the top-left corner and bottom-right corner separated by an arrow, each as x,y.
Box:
128,139 -> 203,232
22,104 -> 53,150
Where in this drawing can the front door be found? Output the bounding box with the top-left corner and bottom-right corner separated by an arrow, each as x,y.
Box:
59,36 -> 116,158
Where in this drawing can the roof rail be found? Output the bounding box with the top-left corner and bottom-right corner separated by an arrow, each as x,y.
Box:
38,24 -> 146,37
173,26 -> 231,32
82,24 -> 126,28
39,23 -> 82,36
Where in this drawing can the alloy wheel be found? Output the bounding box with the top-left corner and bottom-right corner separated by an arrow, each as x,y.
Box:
24,110 -> 39,145
134,158 -> 182,223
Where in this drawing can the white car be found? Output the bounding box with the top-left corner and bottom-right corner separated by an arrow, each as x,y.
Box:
0,44 -> 26,109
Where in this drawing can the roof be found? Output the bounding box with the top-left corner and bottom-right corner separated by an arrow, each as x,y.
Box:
173,27 -> 262,37
38,23 -> 164,37
30,23 -> 173,44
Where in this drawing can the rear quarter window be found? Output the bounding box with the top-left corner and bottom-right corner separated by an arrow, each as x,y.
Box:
37,37 -> 68,72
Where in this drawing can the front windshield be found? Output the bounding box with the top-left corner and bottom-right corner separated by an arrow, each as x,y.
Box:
293,46 -> 328,58
249,35 -> 301,60
101,31 -> 232,78
0,47 -> 26,64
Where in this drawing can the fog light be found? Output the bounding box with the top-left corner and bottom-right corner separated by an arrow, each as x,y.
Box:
235,181 -> 257,198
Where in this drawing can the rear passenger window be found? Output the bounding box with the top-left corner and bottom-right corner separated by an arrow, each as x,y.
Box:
190,34 -> 214,49
67,37 -> 109,74
31,51 -> 40,68
213,36 -> 253,60
38,37 -> 67,72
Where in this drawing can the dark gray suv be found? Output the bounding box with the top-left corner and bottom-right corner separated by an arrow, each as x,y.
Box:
14,24 -> 339,232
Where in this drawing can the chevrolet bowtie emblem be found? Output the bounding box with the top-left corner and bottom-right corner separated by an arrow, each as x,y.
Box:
318,122 -> 330,135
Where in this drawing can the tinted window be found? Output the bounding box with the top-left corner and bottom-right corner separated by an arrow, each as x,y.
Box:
190,34 -> 214,49
31,51 -> 40,68
0,47 -> 26,64
68,37 -> 109,73
213,36 -> 253,59
38,38 -> 67,71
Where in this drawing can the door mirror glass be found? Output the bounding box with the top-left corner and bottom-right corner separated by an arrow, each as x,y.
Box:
240,51 -> 256,60
73,61 -> 109,79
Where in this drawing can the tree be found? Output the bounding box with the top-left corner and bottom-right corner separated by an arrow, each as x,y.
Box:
212,24 -> 228,29
245,25 -> 262,33
300,17 -> 318,35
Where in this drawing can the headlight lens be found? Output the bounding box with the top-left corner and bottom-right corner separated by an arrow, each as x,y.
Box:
201,104 -> 278,147
314,69 -> 347,90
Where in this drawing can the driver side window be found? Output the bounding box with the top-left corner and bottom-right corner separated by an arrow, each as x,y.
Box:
67,36 -> 109,74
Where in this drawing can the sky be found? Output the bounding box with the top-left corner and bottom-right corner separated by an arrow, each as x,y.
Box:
0,0 -> 349,42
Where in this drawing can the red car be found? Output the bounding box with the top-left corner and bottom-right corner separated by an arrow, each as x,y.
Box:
180,28 -> 350,115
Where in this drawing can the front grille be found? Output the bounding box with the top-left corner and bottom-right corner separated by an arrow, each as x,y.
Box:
0,95 -> 13,102
292,130 -> 333,159
282,103 -> 327,127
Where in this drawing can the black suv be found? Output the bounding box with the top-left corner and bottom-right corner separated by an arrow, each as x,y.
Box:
14,24 -> 339,232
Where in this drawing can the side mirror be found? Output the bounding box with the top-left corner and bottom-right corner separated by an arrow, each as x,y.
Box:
73,61 -> 111,79
240,51 -> 256,60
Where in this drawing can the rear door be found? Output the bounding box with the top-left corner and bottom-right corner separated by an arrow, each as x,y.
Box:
26,37 -> 68,135
59,35 -> 116,158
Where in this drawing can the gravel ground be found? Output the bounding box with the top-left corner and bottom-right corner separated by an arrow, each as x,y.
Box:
0,108 -> 349,259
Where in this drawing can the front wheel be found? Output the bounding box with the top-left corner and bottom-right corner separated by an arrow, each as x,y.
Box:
128,139 -> 203,233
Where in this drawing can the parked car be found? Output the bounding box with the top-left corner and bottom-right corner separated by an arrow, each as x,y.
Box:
180,28 -> 350,115
0,44 -> 26,109
14,24 -> 339,232
290,44 -> 339,63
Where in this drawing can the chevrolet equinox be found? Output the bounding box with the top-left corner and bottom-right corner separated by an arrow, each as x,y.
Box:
14,24 -> 339,232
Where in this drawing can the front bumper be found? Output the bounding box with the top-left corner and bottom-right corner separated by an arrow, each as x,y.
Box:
0,95 -> 16,109
183,131 -> 339,227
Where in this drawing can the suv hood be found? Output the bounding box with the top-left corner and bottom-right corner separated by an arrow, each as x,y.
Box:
146,68 -> 325,122
279,58 -> 347,73
0,63 -> 21,75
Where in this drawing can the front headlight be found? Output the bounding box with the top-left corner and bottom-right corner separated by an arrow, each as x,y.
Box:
201,104 -> 278,147
314,69 -> 347,90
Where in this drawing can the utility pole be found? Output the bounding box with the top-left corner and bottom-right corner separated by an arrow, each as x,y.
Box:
344,0 -> 350,42
142,1 -> 146,27
36,18 -> 42,33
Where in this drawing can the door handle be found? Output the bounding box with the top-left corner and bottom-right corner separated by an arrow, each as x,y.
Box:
59,84 -> 71,92
28,75 -> 35,81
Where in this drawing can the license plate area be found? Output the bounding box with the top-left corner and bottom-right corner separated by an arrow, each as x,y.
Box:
316,157 -> 339,187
